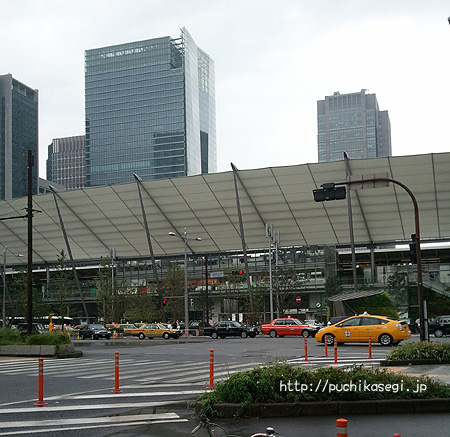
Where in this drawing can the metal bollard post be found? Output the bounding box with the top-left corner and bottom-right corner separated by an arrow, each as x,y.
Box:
336,418 -> 347,437
207,349 -> 215,389
334,337 -> 338,364
34,357 -> 48,406
324,337 -> 328,357
111,351 -> 123,393
368,335 -> 372,359
304,336 -> 308,361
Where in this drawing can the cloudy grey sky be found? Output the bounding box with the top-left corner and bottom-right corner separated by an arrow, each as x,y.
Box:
1,0 -> 449,178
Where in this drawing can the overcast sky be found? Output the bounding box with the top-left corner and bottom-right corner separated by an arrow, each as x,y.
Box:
1,0 -> 449,178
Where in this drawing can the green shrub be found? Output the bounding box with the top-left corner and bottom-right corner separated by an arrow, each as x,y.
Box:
25,331 -> 71,345
197,362 -> 450,416
0,328 -> 24,345
387,341 -> 450,361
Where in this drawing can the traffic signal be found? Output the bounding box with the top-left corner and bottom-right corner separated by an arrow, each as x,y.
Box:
162,298 -> 167,306
409,234 -> 417,264
313,183 -> 346,202
232,270 -> 244,276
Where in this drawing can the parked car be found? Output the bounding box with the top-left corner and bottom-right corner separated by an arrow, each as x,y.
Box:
261,318 -> 318,338
315,315 -> 411,346
403,318 -> 419,334
127,323 -> 182,340
116,323 -> 138,334
204,321 -> 257,339
17,323 -> 46,334
429,315 -> 450,338
78,324 -> 111,340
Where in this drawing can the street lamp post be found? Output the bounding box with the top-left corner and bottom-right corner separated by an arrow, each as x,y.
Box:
313,176 -> 427,342
168,228 -> 202,337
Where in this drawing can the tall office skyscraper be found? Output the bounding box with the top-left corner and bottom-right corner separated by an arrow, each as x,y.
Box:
317,90 -> 391,163
47,135 -> 85,190
0,74 -> 39,200
84,28 -> 216,187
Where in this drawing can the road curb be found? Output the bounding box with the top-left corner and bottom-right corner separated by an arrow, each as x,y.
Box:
195,398 -> 450,418
381,358 -> 450,366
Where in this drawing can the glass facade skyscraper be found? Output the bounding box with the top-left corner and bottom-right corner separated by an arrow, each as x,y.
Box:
317,90 -> 391,163
84,28 -> 216,187
47,135 -> 85,190
0,74 -> 39,200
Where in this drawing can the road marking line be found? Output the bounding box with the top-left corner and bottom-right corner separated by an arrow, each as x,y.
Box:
0,401 -> 177,413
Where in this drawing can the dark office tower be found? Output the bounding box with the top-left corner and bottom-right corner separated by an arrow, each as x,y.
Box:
84,28 -> 216,187
0,74 -> 39,200
47,135 -> 85,190
317,90 -> 392,163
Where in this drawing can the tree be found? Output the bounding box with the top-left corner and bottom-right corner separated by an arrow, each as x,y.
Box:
387,272 -> 408,312
325,274 -> 343,298
161,263 -> 184,322
93,256 -> 126,323
47,250 -> 77,326
122,292 -> 159,323
8,269 -> 49,323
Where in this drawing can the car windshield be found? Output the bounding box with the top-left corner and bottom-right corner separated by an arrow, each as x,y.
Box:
90,324 -> 104,329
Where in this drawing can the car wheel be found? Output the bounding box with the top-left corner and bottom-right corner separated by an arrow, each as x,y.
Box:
105,335 -> 111,340
249,333 -> 256,338
434,329 -> 444,338
302,330 -> 310,338
379,333 -> 393,346
324,334 -> 335,345
269,330 -> 278,338
138,333 -> 145,340
93,335 -> 98,340
163,332 -> 170,339
240,331 -> 248,338
211,332 -> 218,339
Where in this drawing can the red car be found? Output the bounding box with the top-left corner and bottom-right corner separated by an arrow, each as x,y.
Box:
261,318 -> 318,338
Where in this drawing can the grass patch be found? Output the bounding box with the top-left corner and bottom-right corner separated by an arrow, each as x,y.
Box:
386,341 -> 450,361
197,362 -> 450,417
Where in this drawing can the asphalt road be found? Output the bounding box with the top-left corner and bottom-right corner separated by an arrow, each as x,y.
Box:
0,334 -> 449,436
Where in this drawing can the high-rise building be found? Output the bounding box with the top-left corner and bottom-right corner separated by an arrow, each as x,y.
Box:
317,90 -> 391,163
0,74 -> 39,200
47,135 -> 85,190
84,28 -> 216,187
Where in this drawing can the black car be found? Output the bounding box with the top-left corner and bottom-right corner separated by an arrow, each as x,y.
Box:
79,324 -> 111,340
403,318 -> 419,334
429,315 -> 450,338
204,321 -> 257,339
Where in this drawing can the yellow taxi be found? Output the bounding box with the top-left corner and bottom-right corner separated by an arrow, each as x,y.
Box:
315,315 -> 411,346
127,323 -> 182,340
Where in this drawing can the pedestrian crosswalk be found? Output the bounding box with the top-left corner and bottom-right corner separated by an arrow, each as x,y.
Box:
0,354 -> 384,435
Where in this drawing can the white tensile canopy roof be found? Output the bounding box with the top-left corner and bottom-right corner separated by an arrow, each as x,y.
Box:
1,152 -> 449,266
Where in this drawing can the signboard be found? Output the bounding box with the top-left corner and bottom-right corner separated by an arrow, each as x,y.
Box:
210,271 -> 224,278
295,296 -> 302,304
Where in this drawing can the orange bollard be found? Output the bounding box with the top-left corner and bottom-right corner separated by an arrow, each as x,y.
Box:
34,357 -> 48,406
368,335 -> 372,359
393,434 -> 401,437
304,336 -> 308,361
207,349 -> 215,389
334,337 -> 338,364
324,337 -> 328,357
111,351 -> 123,393
336,418 -> 347,437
